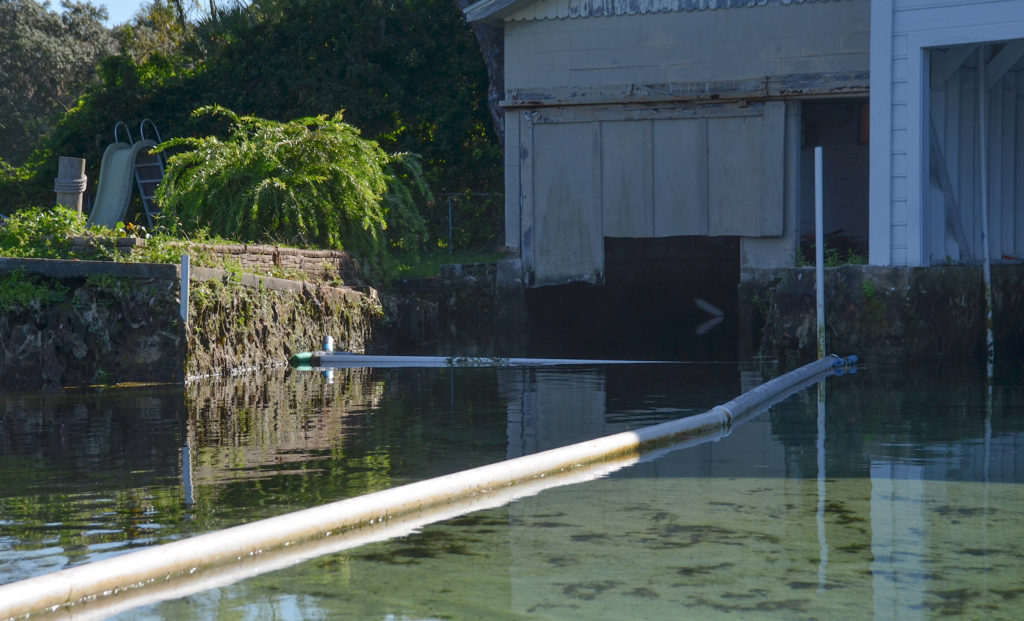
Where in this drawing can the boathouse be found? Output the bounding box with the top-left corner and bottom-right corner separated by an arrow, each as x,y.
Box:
467,0 -> 1024,279
466,0 -> 872,286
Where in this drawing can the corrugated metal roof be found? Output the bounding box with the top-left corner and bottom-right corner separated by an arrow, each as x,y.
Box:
465,0 -> 839,23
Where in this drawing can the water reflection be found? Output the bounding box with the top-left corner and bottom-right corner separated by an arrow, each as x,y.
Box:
1,363 -> 1023,620
0,388 -> 186,582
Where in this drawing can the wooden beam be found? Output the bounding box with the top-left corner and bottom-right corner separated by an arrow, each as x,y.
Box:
986,40 -> 1024,89
933,45 -> 977,86
929,120 -> 972,260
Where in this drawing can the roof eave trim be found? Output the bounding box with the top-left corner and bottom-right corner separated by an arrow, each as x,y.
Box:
463,0 -> 536,23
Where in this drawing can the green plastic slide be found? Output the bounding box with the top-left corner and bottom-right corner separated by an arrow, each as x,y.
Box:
87,139 -> 158,228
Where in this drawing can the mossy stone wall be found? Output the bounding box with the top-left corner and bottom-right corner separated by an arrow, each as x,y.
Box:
184,273 -> 387,379
741,265 -> 1024,368
0,259 -> 397,388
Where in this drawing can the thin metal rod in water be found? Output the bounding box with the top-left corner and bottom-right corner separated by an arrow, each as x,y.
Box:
0,355 -> 856,620
816,381 -> 829,591
815,146 -> 826,359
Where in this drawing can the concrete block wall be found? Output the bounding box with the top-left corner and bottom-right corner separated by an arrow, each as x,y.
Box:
187,244 -> 363,285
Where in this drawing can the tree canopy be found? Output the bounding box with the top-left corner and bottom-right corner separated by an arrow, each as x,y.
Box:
2,0 -> 502,252
0,0 -> 117,165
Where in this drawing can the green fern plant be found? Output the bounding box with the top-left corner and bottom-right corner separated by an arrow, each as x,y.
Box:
382,152 -> 431,253
154,105 -> 428,278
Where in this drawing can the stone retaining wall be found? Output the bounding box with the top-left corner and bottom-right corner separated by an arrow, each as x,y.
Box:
185,244 -> 363,285
4,256 -> 1018,387
183,268 -> 386,379
389,262 -> 513,354
0,258 -> 392,388
0,259 -> 182,388
740,264 -> 1024,367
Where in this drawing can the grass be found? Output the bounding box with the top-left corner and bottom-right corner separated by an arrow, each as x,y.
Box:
0,268 -> 69,311
0,206 -> 235,265
394,248 -> 503,280
795,244 -> 868,268
1,205 -> 505,285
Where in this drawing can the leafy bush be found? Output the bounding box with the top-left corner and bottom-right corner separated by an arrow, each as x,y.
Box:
0,268 -> 68,311
0,204 -> 217,265
0,206 -> 85,257
383,152 -> 431,253
22,0 -> 500,245
154,105 -> 430,276
0,159 -> 33,215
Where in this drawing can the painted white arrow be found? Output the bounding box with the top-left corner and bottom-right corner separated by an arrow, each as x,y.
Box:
695,298 -> 725,335
695,297 -> 724,317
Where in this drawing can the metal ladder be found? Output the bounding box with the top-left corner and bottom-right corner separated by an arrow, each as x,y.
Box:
113,119 -> 166,229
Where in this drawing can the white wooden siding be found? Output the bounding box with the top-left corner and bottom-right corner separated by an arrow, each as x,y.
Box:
519,103 -> 784,285
869,0 -> 894,265
529,122 -> 604,285
653,118 -> 708,235
504,1 -> 869,91
601,120 -> 654,237
505,0 -> 843,21
875,0 -> 1024,265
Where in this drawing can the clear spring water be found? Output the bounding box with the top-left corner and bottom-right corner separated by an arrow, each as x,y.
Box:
1,363 -> 1022,619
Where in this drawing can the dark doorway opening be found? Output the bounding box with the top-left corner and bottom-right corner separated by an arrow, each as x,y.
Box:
524,236 -> 739,361
799,98 -> 870,261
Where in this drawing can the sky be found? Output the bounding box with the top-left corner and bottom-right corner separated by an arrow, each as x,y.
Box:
97,0 -> 146,25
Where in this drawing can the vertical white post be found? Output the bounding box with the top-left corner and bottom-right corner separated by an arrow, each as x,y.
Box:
815,146 -> 826,359
180,254 -> 190,326
978,46 -> 995,376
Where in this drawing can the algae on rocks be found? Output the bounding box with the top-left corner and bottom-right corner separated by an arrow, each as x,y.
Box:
184,273 -> 387,380
0,258 -> 401,388
0,271 -> 182,388
741,265 -> 1023,367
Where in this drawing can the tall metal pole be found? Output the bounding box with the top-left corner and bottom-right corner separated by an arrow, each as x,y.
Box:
815,146 -> 826,359
180,254 -> 190,326
978,46 -> 995,378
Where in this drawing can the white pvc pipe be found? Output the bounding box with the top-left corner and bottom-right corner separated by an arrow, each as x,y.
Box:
978,46 -> 995,376
815,146 -> 826,359
0,356 -> 853,620
179,254 -> 190,326
314,354 -> 682,368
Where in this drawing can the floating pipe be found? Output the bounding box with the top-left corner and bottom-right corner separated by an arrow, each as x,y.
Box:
291,352 -> 695,369
0,355 -> 855,620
